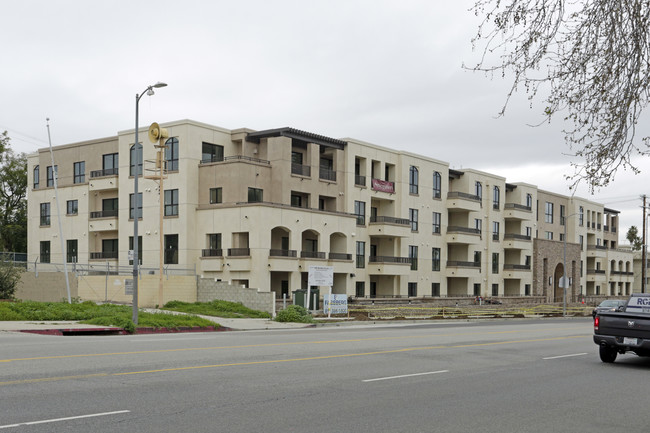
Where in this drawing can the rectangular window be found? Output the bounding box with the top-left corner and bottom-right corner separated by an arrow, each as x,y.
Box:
545,202 -> 554,223
409,245 -> 418,271
475,181 -> 482,200
526,227 -> 532,238
248,187 -> 263,203
409,208 -> 418,231
492,221 -> 500,241
40,241 -> 50,263
492,252 -> 499,274
40,202 -> 50,226
129,236 -> 143,265
202,142 -> 224,163
432,247 -> 441,271
474,251 -> 481,266
130,144 -> 143,176
408,282 -> 417,297
66,200 -> 78,215
492,284 -> 499,296
493,186 -> 500,209
291,151 -> 303,165
46,165 -> 57,187
579,235 -> 584,249
33,165 -> 39,189
560,204 -> 566,225
165,137 -> 179,171
164,234 -> 179,264
73,161 -> 85,184
559,233 -> 565,241
103,153 -> 119,175
546,231 -> 553,240
355,281 -> 365,298
103,198 -> 118,212
129,193 -> 143,219
102,239 -> 118,259
291,194 -> 302,208
432,282 -> 440,297
525,284 -> 531,296
210,187 -> 222,204
164,189 -> 179,216
473,283 -> 481,296
432,212 -> 441,234
475,218 -> 482,234
208,233 -> 222,250
354,201 -> 366,225
356,241 -> 365,268
66,239 -> 78,263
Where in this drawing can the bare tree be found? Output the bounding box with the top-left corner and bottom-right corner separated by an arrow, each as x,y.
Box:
468,0 -> 650,190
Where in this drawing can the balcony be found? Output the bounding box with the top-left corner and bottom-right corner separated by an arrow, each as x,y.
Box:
503,233 -> 532,250
503,264 -> 531,279
328,252 -> 352,261
368,216 -> 411,238
503,203 -> 532,220
367,256 -> 411,276
291,163 -> 311,177
446,191 -> 481,213
300,251 -> 326,259
90,210 -> 118,219
228,248 -> 250,257
89,170 -> 118,191
202,249 -> 223,257
269,249 -> 297,258
319,168 -> 336,182
89,251 -> 118,260
354,175 -> 366,187
587,245 -> 608,258
371,178 -> 395,194
88,212 -> 118,232
446,226 -> 481,244
587,269 -> 606,282
446,261 -> 480,277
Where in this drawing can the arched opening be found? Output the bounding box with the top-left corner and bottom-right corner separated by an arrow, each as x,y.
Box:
553,262 -> 565,303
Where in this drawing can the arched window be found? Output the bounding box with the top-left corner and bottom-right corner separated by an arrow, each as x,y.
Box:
33,165 -> 40,189
409,166 -> 419,194
165,137 -> 179,171
579,206 -> 584,226
130,144 -> 143,176
493,186 -> 500,209
475,181 -> 482,200
433,171 -> 441,198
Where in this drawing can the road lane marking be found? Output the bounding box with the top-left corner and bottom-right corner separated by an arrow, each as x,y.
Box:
0,373 -> 109,386
0,328 -> 590,363
362,370 -> 449,382
542,353 -> 588,360
0,410 -> 129,429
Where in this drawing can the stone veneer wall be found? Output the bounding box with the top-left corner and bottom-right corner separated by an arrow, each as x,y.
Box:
198,278 -> 275,315
532,239 -> 581,302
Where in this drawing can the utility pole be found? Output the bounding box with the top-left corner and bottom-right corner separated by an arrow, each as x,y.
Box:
643,195 -> 647,293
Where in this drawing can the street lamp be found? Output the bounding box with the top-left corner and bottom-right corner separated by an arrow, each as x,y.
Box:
132,82 -> 167,325
562,212 -> 579,317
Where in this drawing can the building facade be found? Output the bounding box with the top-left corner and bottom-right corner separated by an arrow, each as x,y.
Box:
26,119 -> 634,301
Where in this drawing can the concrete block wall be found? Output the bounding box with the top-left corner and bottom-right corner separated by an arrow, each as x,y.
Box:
77,275 -> 197,307
198,278 -> 274,314
16,272 -> 79,302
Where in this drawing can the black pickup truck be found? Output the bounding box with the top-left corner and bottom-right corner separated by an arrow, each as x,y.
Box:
593,293 -> 650,363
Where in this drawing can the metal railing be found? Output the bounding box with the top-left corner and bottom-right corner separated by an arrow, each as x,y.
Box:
328,252 -> 352,260
447,226 -> 481,235
354,175 -> 366,186
223,155 -> 270,165
503,233 -> 532,241
201,249 -> 223,257
90,168 -> 118,178
319,168 -> 336,182
369,216 -> 410,226
90,210 -> 118,219
504,203 -> 532,211
291,163 -> 311,177
447,191 -> 481,202
227,248 -> 250,257
300,251 -> 326,259
369,256 -> 411,264
447,261 -> 481,268
269,249 -> 297,258
89,251 -> 118,260
503,264 -> 531,271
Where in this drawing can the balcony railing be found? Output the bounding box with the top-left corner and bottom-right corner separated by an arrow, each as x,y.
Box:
269,249 -> 297,258
90,210 -> 118,219
354,175 -> 366,186
90,168 -> 118,178
504,203 -> 532,211
300,251 -> 326,259
587,245 -> 608,251
504,233 -> 532,241
369,216 -> 410,226
223,155 -> 270,165
200,155 -> 225,164
446,261 -> 480,268
447,191 -> 481,202
202,249 -> 223,257
587,269 -> 606,274
319,168 -> 336,182
369,256 -> 411,264
503,264 -> 531,271
228,248 -> 250,257
447,226 -> 481,235
328,252 -> 352,260
90,251 -> 118,260
291,163 -> 311,177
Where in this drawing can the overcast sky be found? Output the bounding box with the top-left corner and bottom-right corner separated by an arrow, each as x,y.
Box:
2,0 -> 649,242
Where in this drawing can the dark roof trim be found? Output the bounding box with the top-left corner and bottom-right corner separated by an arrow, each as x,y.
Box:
449,169 -> 464,179
505,183 -> 517,192
246,127 -> 346,150
604,207 -> 620,214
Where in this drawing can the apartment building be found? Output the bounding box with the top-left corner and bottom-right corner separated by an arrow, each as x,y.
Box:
26,119 -> 634,302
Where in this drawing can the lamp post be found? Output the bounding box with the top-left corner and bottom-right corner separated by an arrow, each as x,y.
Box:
562,212 -> 579,317
132,82 -> 167,325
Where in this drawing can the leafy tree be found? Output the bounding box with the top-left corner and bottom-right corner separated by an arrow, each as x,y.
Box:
469,1 -> 650,190
626,225 -> 644,251
0,255 -> 24,299
0,131 -> 27,252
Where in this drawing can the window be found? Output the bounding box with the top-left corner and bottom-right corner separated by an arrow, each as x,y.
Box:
559,233 -> 565,241
545,202 -> 554,223
355,282 -> 365,298
432,283 -> 440,297
164,234 -> 179,264
409,208 -> 418,231
432,212 -> 441,234
474,251 -> 481,266
103,198 -> 118,212
433,171 -> 441,198
409,245 -> 418,270
579,235 -> 584,249
473,283 -> 481,296
164,137 -> 179,171
545,231 -> 553,240
33,165 -> 39,189
40,202 -> 50,226
408,282 -> 417,297
409,166 -> 419,194
432,247 -> 441,271
66,239 -> 77,263
560,205 -> 566,225
579,206 -> 584,225
492,221 -> 500,241
164,189 -> 179,216
475,181 -> 482,200
103,153 -> 119,175
526,226 -> 532,238
73,161 -> 85,184
248,187 -> 263,203
493,186 -> 500,209
525,284 -> 531,296
206,233 -> 222,257
492,253 -> 499,274
40,241 -> 50,263
291,194 -> 302,208
46,165 -> 57,187
526,193 -> 533,208
492,284 -> 499,296
129,193 -> 143,219
354,201 -> 366,225
475,218 -> 482,234
129,236 -> 142,265
102,239 -> 118,259
356,241 -> 365,268
291,151 -> 303,165
210,187 -> 222,204
202,142 -> 224,163
130,144 -> 143,176
66,200 -> 78,215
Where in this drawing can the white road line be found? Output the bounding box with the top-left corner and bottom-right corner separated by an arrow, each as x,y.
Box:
363,370 -> 449,382
0,410 -> 130,429
543,353 -> 588,360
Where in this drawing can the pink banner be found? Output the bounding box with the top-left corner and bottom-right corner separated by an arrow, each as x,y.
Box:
372,179 -> 394,193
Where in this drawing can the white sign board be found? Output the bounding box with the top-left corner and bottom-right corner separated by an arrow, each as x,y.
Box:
308,266 -> 333,286
128,249 -> 134,261
323,294 -> 348,314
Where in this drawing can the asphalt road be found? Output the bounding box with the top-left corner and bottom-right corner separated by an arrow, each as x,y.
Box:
1,318 -> 648,433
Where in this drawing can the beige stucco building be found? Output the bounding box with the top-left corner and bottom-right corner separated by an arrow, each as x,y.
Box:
26,119 -> 634,302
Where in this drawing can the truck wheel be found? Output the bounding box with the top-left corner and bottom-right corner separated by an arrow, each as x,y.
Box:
599,346 -> 617,363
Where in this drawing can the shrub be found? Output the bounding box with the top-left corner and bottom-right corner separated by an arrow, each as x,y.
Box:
275,305 -> 314,323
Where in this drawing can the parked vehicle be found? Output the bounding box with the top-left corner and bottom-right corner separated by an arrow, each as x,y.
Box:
592,299 -> 627,318
593,293 -> 650,363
